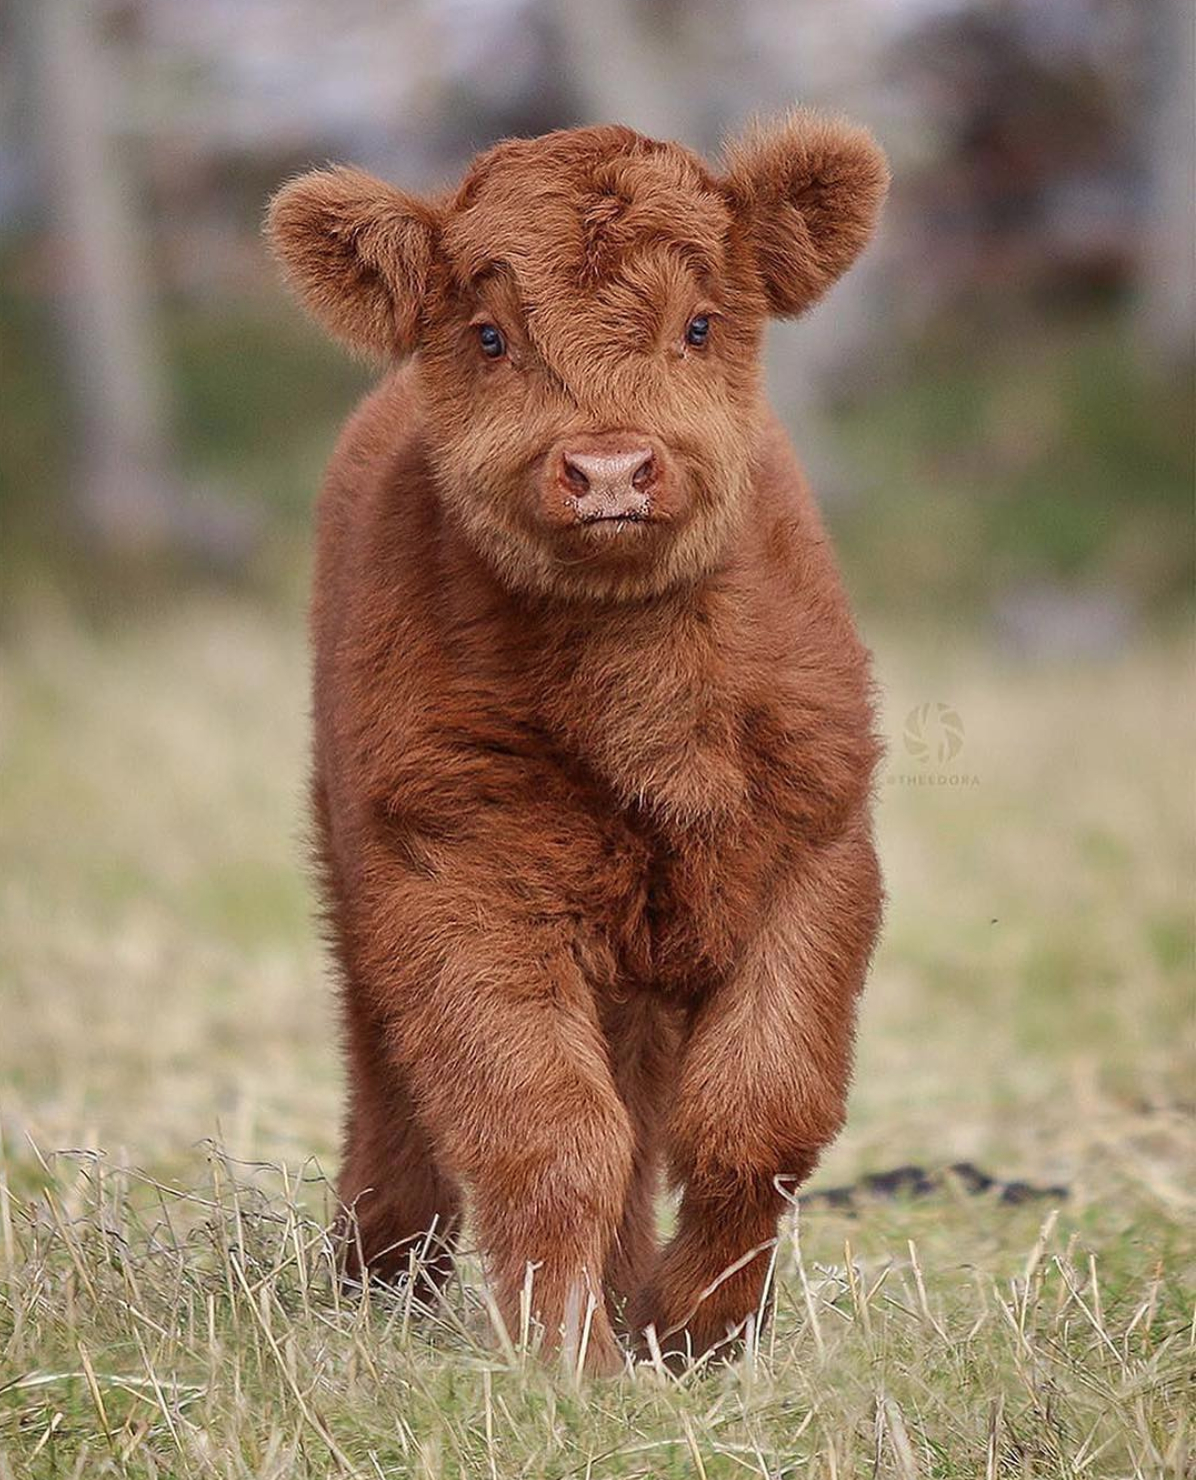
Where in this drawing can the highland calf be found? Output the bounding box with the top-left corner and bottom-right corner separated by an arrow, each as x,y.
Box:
268,112 -> 887,1373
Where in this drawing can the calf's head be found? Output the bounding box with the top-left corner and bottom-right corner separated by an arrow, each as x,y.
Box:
269,114 -> 887,599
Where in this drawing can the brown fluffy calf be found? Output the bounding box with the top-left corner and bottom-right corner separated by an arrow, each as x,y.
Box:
268,113 -> 887,1373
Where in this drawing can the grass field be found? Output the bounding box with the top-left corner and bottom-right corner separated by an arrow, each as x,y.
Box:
0,592 -> 1192,1478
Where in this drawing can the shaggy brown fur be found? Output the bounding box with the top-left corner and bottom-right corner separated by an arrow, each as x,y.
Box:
268,111 -> 888,1373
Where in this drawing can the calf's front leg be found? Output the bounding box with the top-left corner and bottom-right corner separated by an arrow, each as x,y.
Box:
632,825 -> 881,1364
366,892 -> 636,1375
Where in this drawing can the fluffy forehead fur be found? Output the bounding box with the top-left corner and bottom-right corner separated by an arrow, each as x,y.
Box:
268,112 -> 888,360
442,128 -> 731,368
267,113 -> 888,599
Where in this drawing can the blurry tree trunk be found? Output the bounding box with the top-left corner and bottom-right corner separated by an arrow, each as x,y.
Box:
551,0 -> 693,142
1138,0 -> 1195,366
27,0 -> 177,555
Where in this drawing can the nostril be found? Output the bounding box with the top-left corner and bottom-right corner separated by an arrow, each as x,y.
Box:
558,446 -> 656,504
631,456 -> 655,493
562,457 -> 590,494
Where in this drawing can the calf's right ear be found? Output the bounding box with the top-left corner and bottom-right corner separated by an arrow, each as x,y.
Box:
266,167 -> 437,359
722,111 -> 889,317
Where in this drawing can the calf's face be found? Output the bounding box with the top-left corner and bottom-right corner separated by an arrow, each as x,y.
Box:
269,116 -> 887,599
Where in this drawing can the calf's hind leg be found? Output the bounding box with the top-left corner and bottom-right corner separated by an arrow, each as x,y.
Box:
599,992 -> 679,1329
337,991 -> 462,1296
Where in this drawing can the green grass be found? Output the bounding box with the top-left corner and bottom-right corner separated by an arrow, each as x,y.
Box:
0,596 -> 1193,1477
828,314 -> 1195,615
166,298 -> 369,522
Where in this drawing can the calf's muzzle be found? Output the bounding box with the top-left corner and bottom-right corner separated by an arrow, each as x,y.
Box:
552,434 -> 662,524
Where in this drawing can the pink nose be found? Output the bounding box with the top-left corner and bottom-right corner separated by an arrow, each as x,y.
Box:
560,445 -> 657,520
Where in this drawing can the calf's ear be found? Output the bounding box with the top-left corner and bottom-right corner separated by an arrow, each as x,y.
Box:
266,167 -> 437,358
722,111 -> 889,317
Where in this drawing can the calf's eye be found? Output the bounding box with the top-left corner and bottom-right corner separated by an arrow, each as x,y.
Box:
477,323 -> 506,359
685,315 -> 711,348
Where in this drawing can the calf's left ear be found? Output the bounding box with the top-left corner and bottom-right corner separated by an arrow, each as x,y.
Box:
266,167 -> 438,358
722,110 -> 889,317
